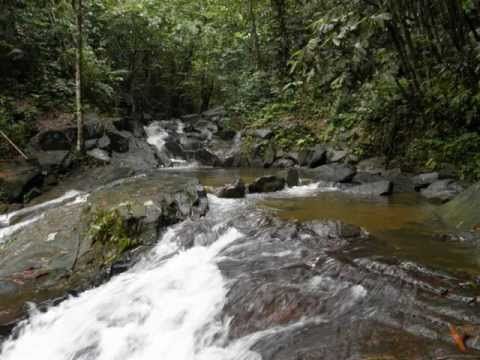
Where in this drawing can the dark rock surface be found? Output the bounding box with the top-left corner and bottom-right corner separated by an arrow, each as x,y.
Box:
217,178 -> 246,198
357,156 -> 387,174
314,163 -> 356,183
249,176 -> 286,193
412,172 -> 440,190
0,161 -> 42,202
421,179 -> 463,202
0,173 -> 208,326
345,180 -> 393,196
439,182 -> 480,230
286,169 -> 299,187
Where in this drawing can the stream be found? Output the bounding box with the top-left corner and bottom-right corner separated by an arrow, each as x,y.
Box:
1,119 -> 480,359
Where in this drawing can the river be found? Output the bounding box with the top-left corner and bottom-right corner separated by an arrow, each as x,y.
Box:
1,119 -> 479,358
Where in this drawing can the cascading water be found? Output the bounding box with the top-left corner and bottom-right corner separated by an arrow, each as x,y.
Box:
0,198 -> 259,360
2,169 -> 480,359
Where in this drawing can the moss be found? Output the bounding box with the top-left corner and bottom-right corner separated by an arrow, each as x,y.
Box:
88,204 -> 140,262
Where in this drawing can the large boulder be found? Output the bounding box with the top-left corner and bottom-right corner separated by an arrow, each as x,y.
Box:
106,130 -> 130,153
299,145 -> 327,168
248,176 -> 286,193
383,168 -> 415,193
438,182 -> 480,230
34,131 -> 71,151
0,174 -> 208,326
217,179 -> 246,199
36,151 -> 71,173
345,180 -> 393,196
87,149 -> 111,163
272,157 -> 297,169
202,106 -> 226,119
254,128 -> 274,140
285,169 -> 300,187
412,172 -> 439,190
357,156 -> 387,174
420,179 -> 463,203
110,137 -> 159,171
326,149 -> 348,163
186,149 -> 220,166
352,172 -> 385,184
314,163 -> 356,183
0,161 -> 42,202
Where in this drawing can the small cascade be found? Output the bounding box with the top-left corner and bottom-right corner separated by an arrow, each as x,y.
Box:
144,112 -> 239,168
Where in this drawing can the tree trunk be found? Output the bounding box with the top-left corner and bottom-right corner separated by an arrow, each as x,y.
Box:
271,0 -> 289,77
249,0 -> 261,69
74,0 -> 84,153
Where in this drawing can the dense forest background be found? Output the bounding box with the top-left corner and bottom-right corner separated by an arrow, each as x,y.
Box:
2,0 -> 480,179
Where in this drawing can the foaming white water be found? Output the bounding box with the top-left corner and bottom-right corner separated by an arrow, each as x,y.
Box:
247,182 -> 339,200
145,122 -> 169,151
0,214 -> 44,243
0,190 -> 83,228
0,226 -> 259,360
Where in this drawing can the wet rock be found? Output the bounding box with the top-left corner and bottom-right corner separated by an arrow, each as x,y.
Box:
97,135 -> 111,151
326,149 -> 348,163
0,174 -> 208,326
106,130 -> 130,153
87,149 -> 111,163
0,161 -> 42,202
254,128 -> 274,140
216,129 -> 237,141
345,180 -> 393,196
202,106 -> 226,119
23,187 -> 42,203
439,182 -> 480,230
308,145 -> 328,168
218,179 -> 246,198
36,150 -> 70,173
412,172 -> 439,190
383,169 -> 415,193
352,172 -> 385,184
181,114 -> 202,122
33,130 -> 71,151
420,179 -> 463,203
357,156 -> 387,174
84,139 -> 97,151
272,158 -> 297,169
180,137 -> 203,151
263,145 -> 276,168
223,151 -> 242,168
112,117 -> 146,138
189,149 -> 221,166
248,176 -> 286,193
110,137 -> 159,171
164,139 -> 185,159
286,169 -> 300,187
314,163 -> 356,183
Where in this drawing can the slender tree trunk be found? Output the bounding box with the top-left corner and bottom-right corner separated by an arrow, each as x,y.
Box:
271,0 -> 289,77
74,0 -> 84,153
249,0 -> 261,69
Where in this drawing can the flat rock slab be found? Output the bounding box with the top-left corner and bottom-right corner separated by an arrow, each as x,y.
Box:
0,173 -> 207,325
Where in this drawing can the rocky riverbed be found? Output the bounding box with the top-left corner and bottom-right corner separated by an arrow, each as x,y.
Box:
1,109 -> 480,359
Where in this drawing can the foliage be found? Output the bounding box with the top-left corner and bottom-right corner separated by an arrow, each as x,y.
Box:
0,96 -> 37,159
88,206 -> 138,255
2,0 -> 480,179
406,133 -> 480,180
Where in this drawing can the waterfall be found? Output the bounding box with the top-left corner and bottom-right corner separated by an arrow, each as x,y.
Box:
1,214 -> 260,360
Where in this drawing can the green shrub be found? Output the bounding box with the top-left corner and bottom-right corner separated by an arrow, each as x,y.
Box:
88,207 -> 138,256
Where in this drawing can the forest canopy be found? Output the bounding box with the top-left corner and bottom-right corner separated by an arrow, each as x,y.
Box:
2,0 -> 480,178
